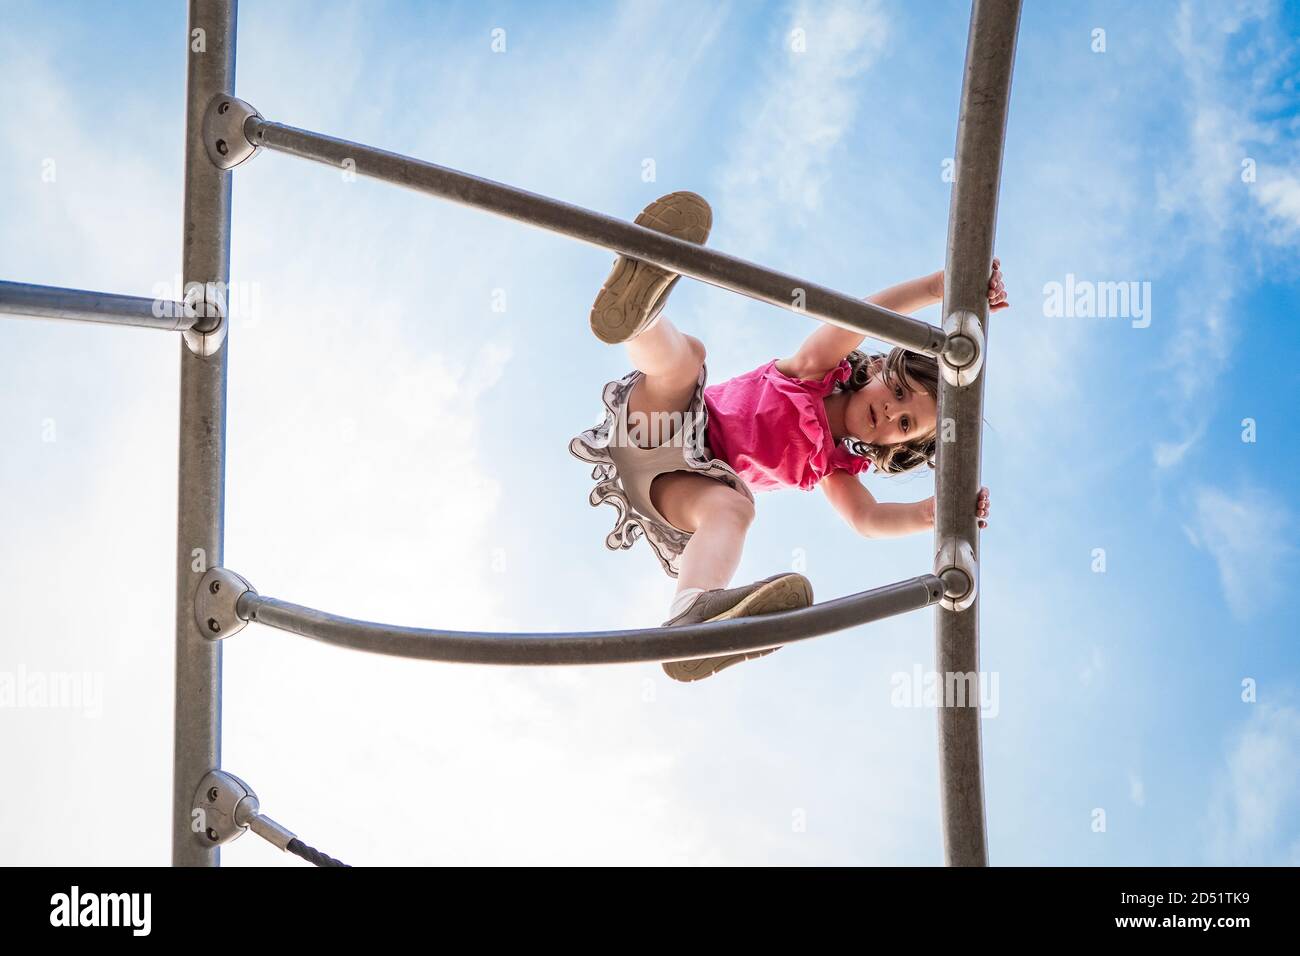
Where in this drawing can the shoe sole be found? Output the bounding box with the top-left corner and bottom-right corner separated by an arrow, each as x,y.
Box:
589,191 -> 712,344
661,574 -> 812,683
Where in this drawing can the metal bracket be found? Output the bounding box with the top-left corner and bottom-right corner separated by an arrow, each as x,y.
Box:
193,769 -> 259,846
194,567 -> 255,640
181,281 -> 228,356
934,537 -> 978,612
192,769 -> 297,851
202,95 -> 263,170
939,310 -> 985,387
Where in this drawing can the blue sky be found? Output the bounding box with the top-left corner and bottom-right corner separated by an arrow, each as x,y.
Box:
1,0 -> 1297,865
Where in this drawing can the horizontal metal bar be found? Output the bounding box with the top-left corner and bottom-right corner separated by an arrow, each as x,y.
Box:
235,574 -> 944,666
0,280 -> 192,331
243,117 -> 946,356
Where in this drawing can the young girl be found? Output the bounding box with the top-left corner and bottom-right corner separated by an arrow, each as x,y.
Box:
571,192 -> 1005,682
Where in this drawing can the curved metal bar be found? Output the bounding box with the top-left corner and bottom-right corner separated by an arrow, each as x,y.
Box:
235,575 -> 944,666
241,116 -> 947,357
934,0 -> 1022,868
0,279 -> 192,331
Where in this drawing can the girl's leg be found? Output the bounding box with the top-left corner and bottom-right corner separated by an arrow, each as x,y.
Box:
650,471 -> 755,593
625,313 -> 700,378
625,316 -> 706,445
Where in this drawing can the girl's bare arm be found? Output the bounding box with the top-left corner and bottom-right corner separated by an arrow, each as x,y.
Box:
776,271 -> 943,381
820,470 -> 934,538
822,472 -> 993,535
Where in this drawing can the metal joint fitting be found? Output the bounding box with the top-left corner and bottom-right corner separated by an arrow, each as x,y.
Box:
202,95 -> 263,170
192,769 -> 259,846
194,567 -> 256,640
939,310 -> 985,387
191,769 -> 298,851
181,281 -> 229,356
934,537 -> 978,612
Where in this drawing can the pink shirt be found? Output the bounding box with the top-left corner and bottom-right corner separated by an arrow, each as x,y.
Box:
703,359 -> 872,492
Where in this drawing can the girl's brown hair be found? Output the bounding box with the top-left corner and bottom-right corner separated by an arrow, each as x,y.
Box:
835,348 -> 940,476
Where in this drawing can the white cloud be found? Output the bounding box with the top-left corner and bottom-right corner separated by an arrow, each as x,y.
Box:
1207,703 -> 1300,865
1152,0 -> 1299,463
702,0 -> 889,359
1183,484 -> 1292,618
1256,171 -> 1300,238
718,0 -> 889,238
1153,423 -> 1203,469
1155,282 -> 1235,423
1164,0 -> 1279,229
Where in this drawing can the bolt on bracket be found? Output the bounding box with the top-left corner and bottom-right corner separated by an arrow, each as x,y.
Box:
934,536 -> 978,612
192,770 -> 297,851
939,309 -> 985,387
202,95 -> 263,171
194,567 -> 255,640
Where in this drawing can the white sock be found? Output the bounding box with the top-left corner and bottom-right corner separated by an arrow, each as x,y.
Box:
668,586 -> 706,619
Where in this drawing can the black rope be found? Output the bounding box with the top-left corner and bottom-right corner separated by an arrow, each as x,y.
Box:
286,837 -> 351,868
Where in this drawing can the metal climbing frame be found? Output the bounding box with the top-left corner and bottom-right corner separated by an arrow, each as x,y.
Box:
0,0 -> 1019,866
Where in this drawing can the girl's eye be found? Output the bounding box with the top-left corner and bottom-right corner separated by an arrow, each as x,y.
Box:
901,416 -> 910,433
894,385 -> 905,400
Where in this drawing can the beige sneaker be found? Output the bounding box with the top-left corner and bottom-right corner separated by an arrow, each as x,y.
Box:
660,573 -> 813,682
589,191 -> 712,344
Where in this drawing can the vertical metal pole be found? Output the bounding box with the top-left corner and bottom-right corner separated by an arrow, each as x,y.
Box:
934,0 -> 1020,867
173,0 -> 236,867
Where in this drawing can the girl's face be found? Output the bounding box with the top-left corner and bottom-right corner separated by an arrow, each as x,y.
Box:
844,368 -> 937,447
